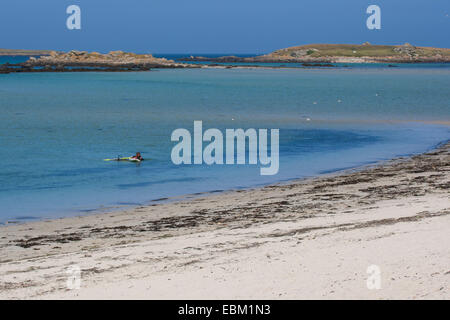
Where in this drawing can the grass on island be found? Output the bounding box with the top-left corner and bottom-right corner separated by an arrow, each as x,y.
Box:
270,43 -> 450,58
0,49 -> 54,56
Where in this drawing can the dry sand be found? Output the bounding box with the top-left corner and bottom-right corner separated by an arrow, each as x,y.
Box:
0,142 -> 449,300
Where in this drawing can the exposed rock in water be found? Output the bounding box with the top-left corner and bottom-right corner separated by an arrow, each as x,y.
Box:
27,50 -> 193,68
0,50 -> 197,73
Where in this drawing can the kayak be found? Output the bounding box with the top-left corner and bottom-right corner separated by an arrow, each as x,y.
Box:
104,157 -> 142,162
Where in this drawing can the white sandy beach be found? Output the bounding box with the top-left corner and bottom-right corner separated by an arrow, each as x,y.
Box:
0,142 -> 449,299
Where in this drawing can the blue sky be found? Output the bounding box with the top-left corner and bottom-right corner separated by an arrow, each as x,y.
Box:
1,0 -> 449,53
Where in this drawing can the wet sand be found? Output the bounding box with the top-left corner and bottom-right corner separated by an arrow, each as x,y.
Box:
0,142 -> 449,299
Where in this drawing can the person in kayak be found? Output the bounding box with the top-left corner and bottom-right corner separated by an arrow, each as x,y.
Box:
131,152 -> 143,161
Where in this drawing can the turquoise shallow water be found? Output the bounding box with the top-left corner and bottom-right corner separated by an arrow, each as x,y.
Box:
0,66 -> 449,222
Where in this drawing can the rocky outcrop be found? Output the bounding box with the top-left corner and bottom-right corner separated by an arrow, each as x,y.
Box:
0,50 -> 197,73
24,50 -> 192,69
288,48 -> 318,58
393,43 -> 418,60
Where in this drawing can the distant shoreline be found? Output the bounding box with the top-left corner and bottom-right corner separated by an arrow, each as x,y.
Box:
0,50 -> 195,73
1,43 -> 450,72
181,43 -> 450,64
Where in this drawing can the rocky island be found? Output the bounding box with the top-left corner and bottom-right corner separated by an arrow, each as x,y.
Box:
181,43 -> 450,64
0,50 -> 195,73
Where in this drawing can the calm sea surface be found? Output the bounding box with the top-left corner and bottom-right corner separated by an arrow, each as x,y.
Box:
0,60 -> 449,222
